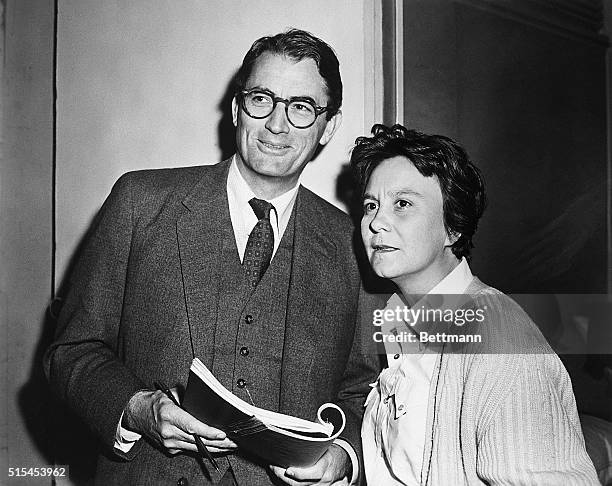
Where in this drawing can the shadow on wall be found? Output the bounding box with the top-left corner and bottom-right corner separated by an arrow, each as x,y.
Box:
217,70 -> 238,162
335,162 -> 397,298
18,219 -> 101,484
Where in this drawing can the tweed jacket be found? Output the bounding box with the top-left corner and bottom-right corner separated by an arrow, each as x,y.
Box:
44,159 -> 378,485
416,278 -> 599,485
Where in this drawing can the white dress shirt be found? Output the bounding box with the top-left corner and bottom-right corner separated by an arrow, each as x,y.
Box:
362,258 -> 474,485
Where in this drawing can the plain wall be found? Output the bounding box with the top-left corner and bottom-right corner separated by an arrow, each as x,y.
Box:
398,1 -> 608,293
1,0 -> 54,482
607,0 -> 612,293
55,0 -> 378,288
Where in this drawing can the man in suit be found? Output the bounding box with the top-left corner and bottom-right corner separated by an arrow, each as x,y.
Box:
44,29 -> 378,485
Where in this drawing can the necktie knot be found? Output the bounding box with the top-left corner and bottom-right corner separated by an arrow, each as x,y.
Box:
249,198 -> 273,220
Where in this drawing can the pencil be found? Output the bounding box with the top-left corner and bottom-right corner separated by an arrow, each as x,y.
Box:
154,381 -> 221,473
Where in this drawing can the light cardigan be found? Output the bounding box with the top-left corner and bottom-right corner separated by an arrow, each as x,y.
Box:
363,258 -> 475,485
407,278 -> 597,485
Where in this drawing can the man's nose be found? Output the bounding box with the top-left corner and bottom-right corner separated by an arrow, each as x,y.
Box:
265,101 -> 290,134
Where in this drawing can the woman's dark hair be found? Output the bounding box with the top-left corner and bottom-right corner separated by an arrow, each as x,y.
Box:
350,124 -> 486,260
235,28 -> 342,119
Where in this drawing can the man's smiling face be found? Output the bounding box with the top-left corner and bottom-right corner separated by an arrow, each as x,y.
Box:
232,53 -> 340,197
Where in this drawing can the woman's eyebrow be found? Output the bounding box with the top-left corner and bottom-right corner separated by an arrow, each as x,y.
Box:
391,188 -> 424,199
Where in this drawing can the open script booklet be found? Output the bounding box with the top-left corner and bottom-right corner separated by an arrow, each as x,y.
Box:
182,358 -> 346,468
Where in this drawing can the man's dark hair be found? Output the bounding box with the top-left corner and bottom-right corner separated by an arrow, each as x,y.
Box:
350,124 -> 486,260
235,28 -> 342,119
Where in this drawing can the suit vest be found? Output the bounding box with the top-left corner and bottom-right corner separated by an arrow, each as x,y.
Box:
210,210 -> 296,485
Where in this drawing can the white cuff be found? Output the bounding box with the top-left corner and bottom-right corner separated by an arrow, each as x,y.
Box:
114,410 -> 142,453
333,438 -> 359,485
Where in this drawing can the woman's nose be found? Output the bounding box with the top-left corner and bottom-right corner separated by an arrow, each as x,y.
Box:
369,208 -> 390,233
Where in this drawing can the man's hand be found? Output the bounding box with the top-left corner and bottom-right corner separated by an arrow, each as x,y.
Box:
123,389 -> 237,455
269,444 -> 351,486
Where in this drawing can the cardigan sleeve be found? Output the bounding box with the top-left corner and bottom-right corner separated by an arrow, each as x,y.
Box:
476,353 -> 599,485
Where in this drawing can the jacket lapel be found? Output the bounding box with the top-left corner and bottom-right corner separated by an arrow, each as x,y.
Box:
176,160 -> 233,364
280,187 -> 338,411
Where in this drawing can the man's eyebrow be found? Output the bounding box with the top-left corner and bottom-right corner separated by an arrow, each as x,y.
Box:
362,192 -> 378,202
245,85 -> 273,93
245,86 -> 318,104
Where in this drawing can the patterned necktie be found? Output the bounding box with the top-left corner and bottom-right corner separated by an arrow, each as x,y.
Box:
244,198 -> 275,288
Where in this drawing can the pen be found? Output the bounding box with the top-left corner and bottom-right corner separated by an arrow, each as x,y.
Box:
154,381 -> 221,473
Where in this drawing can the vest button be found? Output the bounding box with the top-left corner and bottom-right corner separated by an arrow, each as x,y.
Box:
237,378 -> 246,388
244,314 -> 254,324
240,346 -> 249,356
177,477 -> 189,486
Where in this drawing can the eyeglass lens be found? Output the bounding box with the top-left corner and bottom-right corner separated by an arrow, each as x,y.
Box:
242,91 -> 318,128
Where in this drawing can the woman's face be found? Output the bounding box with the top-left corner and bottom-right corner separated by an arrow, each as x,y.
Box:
361,156 -> 457,294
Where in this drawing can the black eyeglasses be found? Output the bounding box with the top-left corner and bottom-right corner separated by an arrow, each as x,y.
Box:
238,88 -> 329,129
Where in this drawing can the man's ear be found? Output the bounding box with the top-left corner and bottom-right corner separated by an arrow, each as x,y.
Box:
232,96 -> 239,127
319,110 -> 342,146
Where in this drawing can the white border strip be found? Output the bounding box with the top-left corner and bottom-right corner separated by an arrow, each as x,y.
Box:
394,0 -> 404,124
363,0 -> 384,130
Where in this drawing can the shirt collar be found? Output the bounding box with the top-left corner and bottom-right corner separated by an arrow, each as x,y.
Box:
386,258 -> 474,309
427,257 -> 473,295
227,155 -> 299,228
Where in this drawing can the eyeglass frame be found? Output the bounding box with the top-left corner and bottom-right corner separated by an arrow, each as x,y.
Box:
237,88 -> 329,129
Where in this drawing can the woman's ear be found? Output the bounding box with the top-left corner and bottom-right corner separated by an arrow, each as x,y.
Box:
445,231 -> 461,247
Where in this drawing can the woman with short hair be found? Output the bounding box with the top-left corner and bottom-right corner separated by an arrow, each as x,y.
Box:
352,124 -> 597,485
